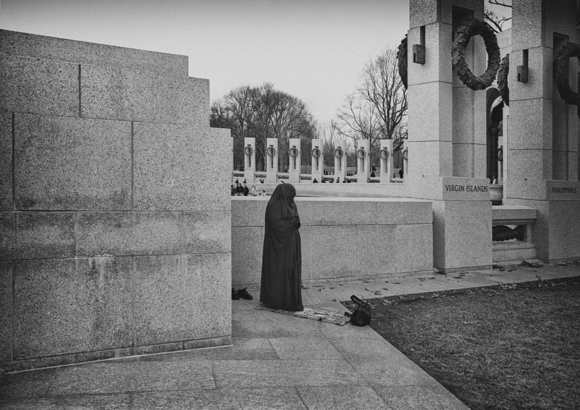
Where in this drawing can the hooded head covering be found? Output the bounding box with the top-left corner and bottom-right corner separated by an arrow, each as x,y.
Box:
267,183 -> 298,219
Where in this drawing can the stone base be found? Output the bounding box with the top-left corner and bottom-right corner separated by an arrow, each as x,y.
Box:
433,199 -> 492,271
1,336 -> 232,374
492,241 -> 537,263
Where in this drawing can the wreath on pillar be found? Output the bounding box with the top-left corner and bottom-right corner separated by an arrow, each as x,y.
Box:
397,34 -> 408,89
379,148 -> 390,160
497,54 -> 510,106
452,18 -> 501,90
554,42 -> 580,106
311,147 -> 321,158
334,147 -> 344,159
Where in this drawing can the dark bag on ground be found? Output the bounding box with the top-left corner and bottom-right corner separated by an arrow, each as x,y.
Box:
349,295 -> 371,327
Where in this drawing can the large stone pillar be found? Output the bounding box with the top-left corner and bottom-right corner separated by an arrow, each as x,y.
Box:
507,0 -> 580,261
288,138 -> 301,184
333,139 -> 347,183
356,139 -> 370,184
311,138 -> 323,183
243,137 -> 256,184
407,0 -> 492,271
265,138 -> 278,183
379,139 -> 393,184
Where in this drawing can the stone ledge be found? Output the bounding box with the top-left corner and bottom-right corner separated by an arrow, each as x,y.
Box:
0,29 -> 189,76
0,336 -> 232,374
492,205 -> 537,223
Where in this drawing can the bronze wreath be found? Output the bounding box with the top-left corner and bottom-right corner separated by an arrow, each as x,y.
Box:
554,42 -> 580,106
244,145 -> 253,156
452,18 -> 501,90
497,54 -> 509,106
397,34 -> 408,89
289,146 -> 299,157
311,147 -> 321,158
379,148 -> 389,160
334,147 -> 344,159
356,147 -> 366,159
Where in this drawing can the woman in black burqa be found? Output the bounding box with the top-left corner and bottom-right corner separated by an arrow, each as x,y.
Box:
260,183 -> 303,311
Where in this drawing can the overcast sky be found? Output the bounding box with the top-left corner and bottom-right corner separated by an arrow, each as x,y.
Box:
0,0 -> 410,124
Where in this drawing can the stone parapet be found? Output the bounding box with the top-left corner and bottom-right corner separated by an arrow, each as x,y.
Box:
231,197 -> 433,287
0,30 -> 189,75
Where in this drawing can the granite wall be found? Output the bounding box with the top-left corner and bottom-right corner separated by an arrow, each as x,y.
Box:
231,197 -> 433,287
0,30 -> 232,372
506,0 -> 580,262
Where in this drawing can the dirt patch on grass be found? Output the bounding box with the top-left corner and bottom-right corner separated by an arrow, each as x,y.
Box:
344,277 -> 580,410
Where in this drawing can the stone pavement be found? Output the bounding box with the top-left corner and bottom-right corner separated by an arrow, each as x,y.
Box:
1,262 -> 579,409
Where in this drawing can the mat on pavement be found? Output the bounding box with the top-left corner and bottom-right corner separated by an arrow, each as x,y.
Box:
255,304 -> 351,326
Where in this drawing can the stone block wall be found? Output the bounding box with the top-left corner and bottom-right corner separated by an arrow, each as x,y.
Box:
506,0 -> 580,262
232,197 -> 433,287
0,30 -> 232,371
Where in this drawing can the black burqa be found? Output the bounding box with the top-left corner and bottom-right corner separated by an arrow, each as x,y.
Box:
260,183 -> 303,311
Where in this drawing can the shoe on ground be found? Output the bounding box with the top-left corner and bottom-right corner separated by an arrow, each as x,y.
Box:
237,288 -> 253,300
232,288 -> 240,300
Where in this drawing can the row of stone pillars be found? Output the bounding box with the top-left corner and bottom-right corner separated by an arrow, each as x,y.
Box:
242,137 -> 405,185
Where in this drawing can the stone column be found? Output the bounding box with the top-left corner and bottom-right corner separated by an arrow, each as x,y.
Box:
311,138 -> 323,183
356,139 -> 370,184
333,139 -> 347,183
407,0 -> 492,271
265,138 -> 278,183
288,138 -> 301,184
379,139 -> 393,184
243,137 -> 256,184
506,0 -> 580,261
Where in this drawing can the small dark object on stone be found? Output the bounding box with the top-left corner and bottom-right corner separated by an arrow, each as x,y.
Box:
349,295 -> 371,327
232,288 -> 240,300
237,288 -> 253,300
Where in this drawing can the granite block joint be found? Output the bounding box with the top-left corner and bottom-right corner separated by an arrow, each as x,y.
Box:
1,335 -> 233,373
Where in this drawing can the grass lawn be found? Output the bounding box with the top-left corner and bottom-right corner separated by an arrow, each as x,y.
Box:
346,277 -> 580,410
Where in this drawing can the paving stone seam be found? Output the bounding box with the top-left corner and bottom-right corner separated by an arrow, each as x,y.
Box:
294,386 -> 311,410
42,368 -> 60,398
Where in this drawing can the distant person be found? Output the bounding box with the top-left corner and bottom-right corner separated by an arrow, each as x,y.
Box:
251,185 -> 258,196
235,181 -> 244,196
336,177 -> 340,183
231,184 -> 235,196
399,168 -> 404,179
243,182 -> 249,196
371,171 -> 376,178
260,183 -> 303,312
313,178 -> 318,183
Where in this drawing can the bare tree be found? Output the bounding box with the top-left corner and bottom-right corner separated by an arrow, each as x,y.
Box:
335,48 -> 408,167
488,0 -> 511,7
211,83 -> 316,171
210,85 -> 256,170
484,0 -> 512,33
